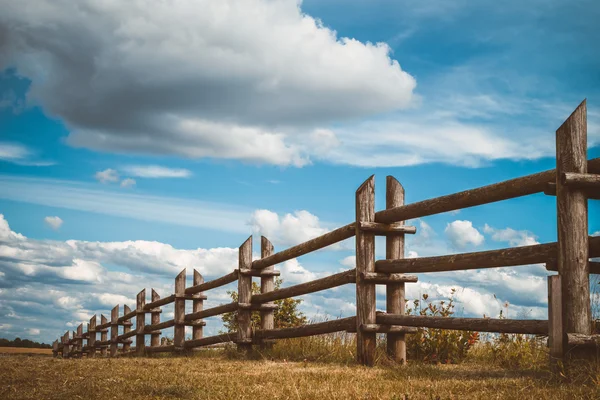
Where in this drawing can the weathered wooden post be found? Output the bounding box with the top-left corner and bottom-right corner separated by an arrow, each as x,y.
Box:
548,275 -> 566,369
136,290 -> 146,356
100,314 -> 108,357
237,236 -> 253,353
151,289 -> 161,347
110,305 -> 119,357
76,323 -> 83,358
88,315 -> 96,358
123,304 -> 132,353
192,270 -> 205,341
556,100 -> 591,337
63,331 -> 70,358
260,236 -> 275,349
52,340 -> 58,357
356,176 -> 376,366
174,270 -> 186,351
386,176 -> 407,364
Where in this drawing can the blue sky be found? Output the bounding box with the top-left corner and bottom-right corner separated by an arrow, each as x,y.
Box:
0,0 -> 599,343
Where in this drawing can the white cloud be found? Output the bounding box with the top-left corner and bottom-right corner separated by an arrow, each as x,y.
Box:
407,250 -> 419,258
44,216 -> 63,230
0,0 -> 416,167
0,324 -> 13,330
279,259 -> 319,285
249,209 -> 330,247
27,328 -> 40,335
340,256 -> 356,269
97,293 -> 134,307
0,141 -> 54,166
484,224 -> 539,247
122,165 -> 192,179
445,220 -> 484,249
95,169 -> 119,184
592,231 -> 600,237
120,178 -> 136,188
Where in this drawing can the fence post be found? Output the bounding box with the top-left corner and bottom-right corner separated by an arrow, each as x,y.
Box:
386,176 -> 407,364
89,315 -> 96,358
52,340 -> 58,357
151,289 -> 161,347
77,323 -> 83,358
356,175 -> 376,366
123,304 -> 132,353
174,269 -> 186,351
100,314 -> 108,357
110,305 -> 119,357
556,100 -> 591,336
548,275 -> 566,369
260,236 -> 275,349
238,236 -> 253,353
192,270 -> 204,341
63,331 -> 69,358
136,290 -> 146,356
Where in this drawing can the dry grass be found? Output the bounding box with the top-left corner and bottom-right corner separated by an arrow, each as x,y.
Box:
1,353 -> 599,400
0,347 -> 53,355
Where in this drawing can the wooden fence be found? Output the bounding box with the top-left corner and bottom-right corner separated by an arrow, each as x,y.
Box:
52,100 -> 600,367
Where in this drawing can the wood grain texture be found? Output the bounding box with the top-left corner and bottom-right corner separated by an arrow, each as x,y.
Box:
556,99 -> 591,335
547,260 -> 600,275
376,236 -> 600,274
237,236 -> 253,352
251,269 -> 355,304
385,176 -> 407,363
359,221 -> 416,235
173,269 -> 186,351
88,315 -> 96,358
260,237 -> 275,349
561,172 -> 600,188
375,158 -> 600,224
377,313 -> 548,334
567,333 -> 600,347
100,314 -> 108,356
150,289 -> 161,347
256,317 -> 355,340
110,305 -> 119,357
548,275 -> 565,366
356,175 -> 376,366
361,272 -> 418,284
144,294 -> 175,309
136,289 -> 146,356
252,224 -> 355,270
122,305 -> 132,352
184,333 -> 237,349
193,269 -> 204,341
184,270 -> 239,295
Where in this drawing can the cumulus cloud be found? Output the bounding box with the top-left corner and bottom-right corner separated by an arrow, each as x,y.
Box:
249,209 -> 330,247
483,224 -> 539,247
122,165 -> 192,179
94,169 -> 119,184
445,220 -> 484,249
0,0 -> 416,167
44,216 -> 63,230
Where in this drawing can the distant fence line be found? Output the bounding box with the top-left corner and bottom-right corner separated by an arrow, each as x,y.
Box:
53,100 -> 600,368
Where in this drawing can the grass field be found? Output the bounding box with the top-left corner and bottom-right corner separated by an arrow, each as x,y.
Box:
0,347 -> 53,355
1,353 -> 599,400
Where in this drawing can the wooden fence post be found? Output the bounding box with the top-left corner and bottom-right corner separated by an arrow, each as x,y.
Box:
356,175 -> 376,366
123,304 -> 132,353
77,323 -> 83,358
100,314 -> 108,357
136,290 -> 146,356
556,100 -> 591,335
151,289 -> 161,347
238,236 -> 253,353
110,305 -> 119,357
89,315 -> 96,358
193,270 -> 204,341
386,176 -> 407,364
63,331 -> 70,358
548,275 -> 566,369
174,269 -> 186,351
260,236 -> 275,349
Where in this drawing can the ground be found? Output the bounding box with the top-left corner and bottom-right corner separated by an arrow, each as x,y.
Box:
1,353 -> 599,400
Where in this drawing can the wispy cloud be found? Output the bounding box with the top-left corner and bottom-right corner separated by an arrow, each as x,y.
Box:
122,165 -> 192,179
0,175 -> 252,233
0,142 -> 55,166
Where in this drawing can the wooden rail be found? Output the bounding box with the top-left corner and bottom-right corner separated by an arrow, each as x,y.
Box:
51,100 -> 596,372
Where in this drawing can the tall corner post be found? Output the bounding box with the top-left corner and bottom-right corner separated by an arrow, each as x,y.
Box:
100,315 -> 108,357
260,236 -> 275,349
123,305 -> 132,353
110,305 -> 119,357
237,236 -> 253,353
386,176 -> 407,364
76,323 -> 83,357
174,269 -> 186,351
88,315 -> 96,358
192,270 -> 205,341
151,289 -> 161,346
356,175 -> 376,366
136,290 -> 146,356
556,100 -> 591,336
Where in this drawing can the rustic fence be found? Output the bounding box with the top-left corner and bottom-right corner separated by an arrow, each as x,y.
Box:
52,100 -> 600,367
